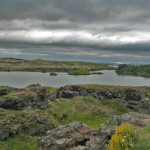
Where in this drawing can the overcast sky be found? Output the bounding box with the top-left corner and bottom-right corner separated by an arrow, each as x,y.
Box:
0,0 -> 150,63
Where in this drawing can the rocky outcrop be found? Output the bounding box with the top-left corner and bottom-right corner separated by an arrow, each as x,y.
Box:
0,84 -> 53,110
0,112 -> 55,140
37,122 -> 102,150
37,112 -> 150,150
57,90 -> 79,99
0,84 -> 58,140
46,92 -> 56,101
56,85 -> 150,114
57,85 -> 146,101
0,84 -> 150,144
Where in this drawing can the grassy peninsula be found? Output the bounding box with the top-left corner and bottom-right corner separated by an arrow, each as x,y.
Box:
0,58 -> 112,74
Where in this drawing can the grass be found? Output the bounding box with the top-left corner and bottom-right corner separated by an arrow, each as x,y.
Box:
49,97 -> 108,128
99,99 -> 132,115
135,126 -> 150,149
49,96 -> 132,128
43,86 -> 57,93
0,134 -> 36,150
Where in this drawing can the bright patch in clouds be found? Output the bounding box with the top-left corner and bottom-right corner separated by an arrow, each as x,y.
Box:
1,30 -> 150,46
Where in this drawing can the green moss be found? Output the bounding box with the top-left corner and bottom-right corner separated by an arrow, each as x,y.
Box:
0,134 -> 36,150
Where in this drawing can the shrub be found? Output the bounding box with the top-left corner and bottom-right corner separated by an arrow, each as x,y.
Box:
107,123 -> 138,150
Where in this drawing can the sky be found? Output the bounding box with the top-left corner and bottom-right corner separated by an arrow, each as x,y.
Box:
0,0 -> 150,64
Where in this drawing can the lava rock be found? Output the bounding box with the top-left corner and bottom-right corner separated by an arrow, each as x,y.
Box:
61,91 -> 80,98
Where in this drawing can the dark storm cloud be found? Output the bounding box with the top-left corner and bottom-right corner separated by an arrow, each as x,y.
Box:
0,0 -> 150,28
0,0 -> 150,57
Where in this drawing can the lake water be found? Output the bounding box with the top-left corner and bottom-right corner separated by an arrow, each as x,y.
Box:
0,70 -> 150,88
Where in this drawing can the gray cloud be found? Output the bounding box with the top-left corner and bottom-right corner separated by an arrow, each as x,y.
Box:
0,0 -> 150,63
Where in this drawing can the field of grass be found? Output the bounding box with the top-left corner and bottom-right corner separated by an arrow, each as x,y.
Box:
49,96 -> 132,128
135,126 -> 150,149
0,58 -> 113,73
0,134 -> 36,150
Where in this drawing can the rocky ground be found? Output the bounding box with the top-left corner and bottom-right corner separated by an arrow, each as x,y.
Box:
37,112 -> 150,150
0,84 -> 150,149
57,85 -> 150,114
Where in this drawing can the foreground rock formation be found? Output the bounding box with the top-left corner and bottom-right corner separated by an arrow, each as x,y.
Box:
37,112 -> 150,150
57,85 -> 150,114
0,84 -> 55,140
0,84 -> 150,145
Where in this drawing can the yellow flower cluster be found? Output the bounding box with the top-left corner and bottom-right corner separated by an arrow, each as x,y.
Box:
107,124 -> 137,150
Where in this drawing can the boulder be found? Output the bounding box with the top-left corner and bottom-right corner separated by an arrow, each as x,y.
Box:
46,92 -> 56,101
37,122 -> 102,150
61,91 -> 79,98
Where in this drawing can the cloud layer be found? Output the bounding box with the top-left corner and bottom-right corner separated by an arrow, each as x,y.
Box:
0,0 -> 150,63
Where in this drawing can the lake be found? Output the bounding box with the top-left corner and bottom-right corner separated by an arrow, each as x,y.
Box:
0,70 -> 150,88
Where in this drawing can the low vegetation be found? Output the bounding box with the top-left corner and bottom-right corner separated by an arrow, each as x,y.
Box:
49,97 -> 132,128
0,134 -> 36,150
107,125 -> 150,150
135,126 -> 150,149
116,64 -> 150,77
107,124 -> 138,150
